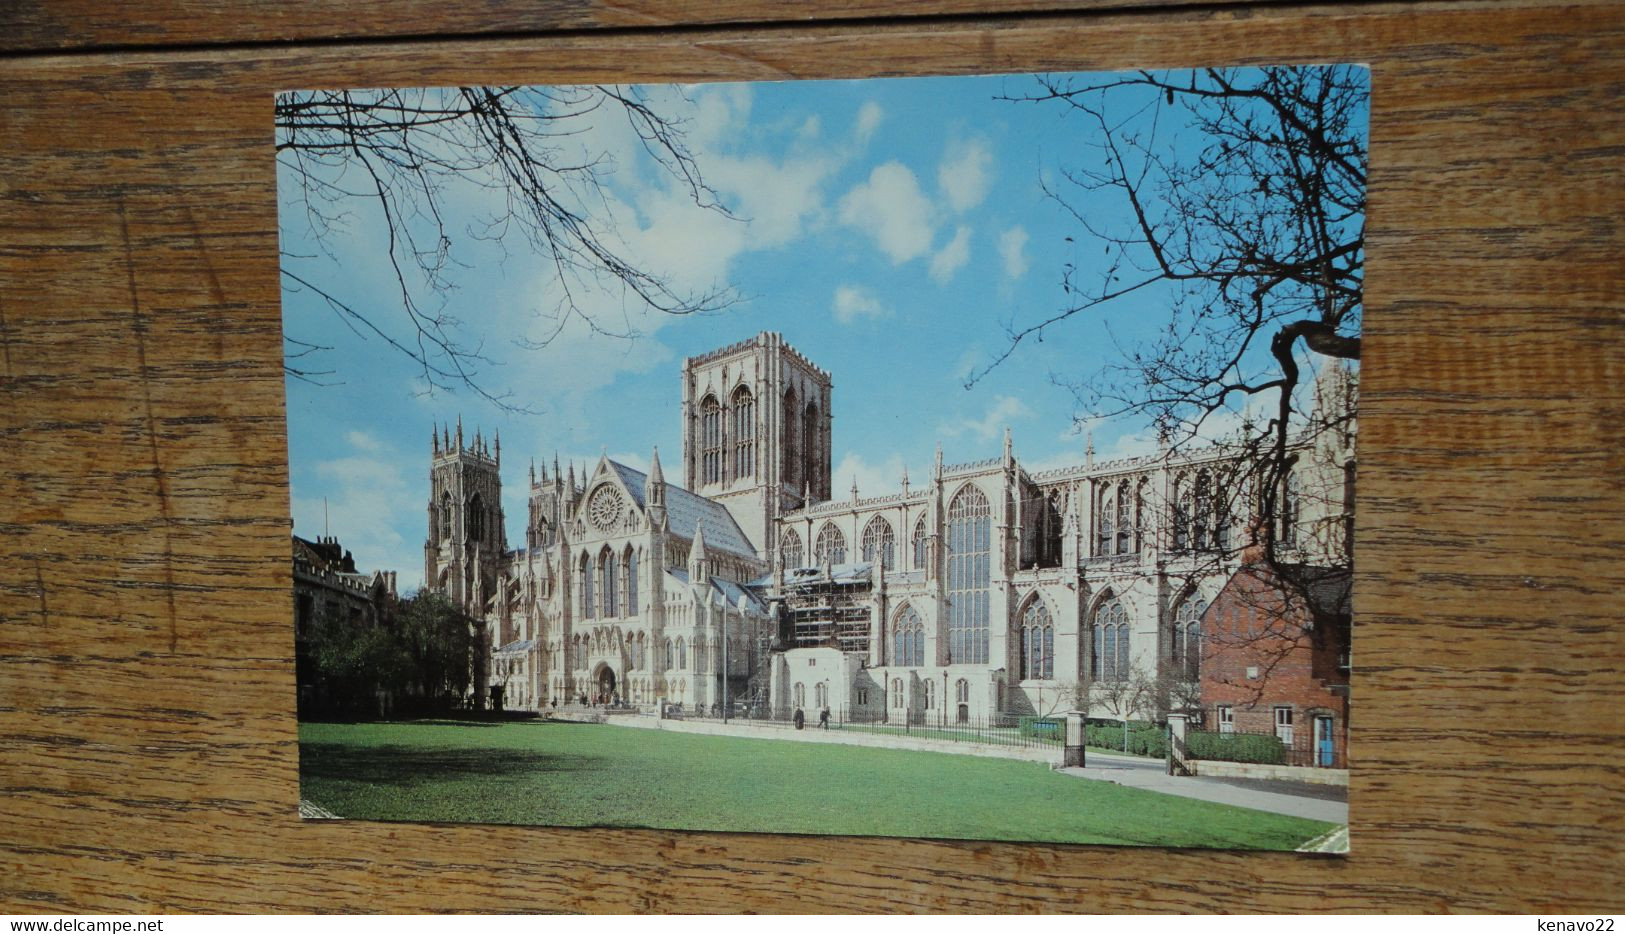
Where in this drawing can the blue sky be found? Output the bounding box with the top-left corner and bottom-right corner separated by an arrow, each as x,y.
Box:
279,69 -> 1363,590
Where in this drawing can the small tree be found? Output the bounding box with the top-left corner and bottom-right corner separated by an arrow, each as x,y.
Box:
1036,678 -> 1094,720
1091,670 -> 1158,753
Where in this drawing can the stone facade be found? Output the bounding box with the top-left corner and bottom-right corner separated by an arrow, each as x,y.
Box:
426,331 -> 1355,729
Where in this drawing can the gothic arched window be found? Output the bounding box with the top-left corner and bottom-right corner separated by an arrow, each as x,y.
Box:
1020,600 -> 1054,681
677,637 -> 687,670
782,388 -> 799,490
1042,490 -> 1064,567
1282,469 -> 1301,547
1173,596 -> 1205,681
439,492 -> 453,541
1214,474 -> 1232,552
625,546 -> 638,615
580,553 -> 594,619
700,394 -> 723,486
814,522 -> 846,566
1133,478 -> 1149,554
892,604 -> 924,667
467,492 -> 486,543
1091,597 -> 1130,682
601,549 -> 617,618
1099,485 -> 1116,555
946,484 -> 991,665
1116,485 -> 1132,555
802,402 -> 821,497
732,386 -> 755,479
861,517 -> 896,570
665,638 -> 674,672
1194,470 -> 1212,551
911,517 -> 928,570
780,528 -> 804,569
1173,478 -> 1192,552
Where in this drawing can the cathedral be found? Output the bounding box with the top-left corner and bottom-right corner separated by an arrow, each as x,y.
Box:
424,331 -> 1355,727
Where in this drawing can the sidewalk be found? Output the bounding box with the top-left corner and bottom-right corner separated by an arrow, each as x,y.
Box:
1058,754 -> 1349,825
596,712 -> 1058,763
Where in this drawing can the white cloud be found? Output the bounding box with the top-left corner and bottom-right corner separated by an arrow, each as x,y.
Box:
832,285 -> 891,324
939,394 -> 1033,443
291,438 -> 420,588
686,83 -> 754,154
832,451 -> 918,500
929,225 -> 972,284
837,162 -> 936,264
938,137 -> 993,213
998,225 -> 1030,279
854,102 -> 883,144
344,430 -> 383,453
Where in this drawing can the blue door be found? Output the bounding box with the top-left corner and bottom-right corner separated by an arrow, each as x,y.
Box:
1316,716 -> 1335,767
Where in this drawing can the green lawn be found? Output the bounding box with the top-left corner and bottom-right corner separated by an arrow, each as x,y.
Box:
298,719 -> 1335,850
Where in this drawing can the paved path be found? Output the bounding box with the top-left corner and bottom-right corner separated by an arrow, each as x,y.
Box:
1059,754 -> 1349,825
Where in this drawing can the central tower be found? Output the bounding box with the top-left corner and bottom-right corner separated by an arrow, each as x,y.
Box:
681,332 -> 832,559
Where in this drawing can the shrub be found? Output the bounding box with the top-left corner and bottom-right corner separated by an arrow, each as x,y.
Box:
1186,730 -> 1286,764
1019,717 -> 1065,740
1084,720 -> 1166,758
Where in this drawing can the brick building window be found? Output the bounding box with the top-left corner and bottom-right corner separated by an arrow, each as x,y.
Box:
1275,706 -> 1294,745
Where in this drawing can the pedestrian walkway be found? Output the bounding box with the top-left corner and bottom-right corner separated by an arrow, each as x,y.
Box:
598,712 -> 1058,763
1058,755 -> 1349,825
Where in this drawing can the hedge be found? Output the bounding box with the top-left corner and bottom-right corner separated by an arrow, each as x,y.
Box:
1185,730 -> 1287,764
1083,721 -> 1167,758
1018,717 -> 1065,740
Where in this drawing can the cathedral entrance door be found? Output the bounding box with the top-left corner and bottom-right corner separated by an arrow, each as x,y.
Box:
595,665 -> 617,705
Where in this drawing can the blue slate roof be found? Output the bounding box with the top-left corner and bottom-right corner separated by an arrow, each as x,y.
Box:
665,567 -> 769,614
607,460 -> 758,559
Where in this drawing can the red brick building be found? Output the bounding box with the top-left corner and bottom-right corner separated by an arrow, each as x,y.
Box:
1198,542 -> 1351,768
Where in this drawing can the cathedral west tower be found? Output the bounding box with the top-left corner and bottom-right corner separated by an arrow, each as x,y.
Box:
681,332 -> 832,560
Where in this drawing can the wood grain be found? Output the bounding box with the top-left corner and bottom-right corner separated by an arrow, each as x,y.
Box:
0,0 -> 1292,54
2,0 -> 1623,914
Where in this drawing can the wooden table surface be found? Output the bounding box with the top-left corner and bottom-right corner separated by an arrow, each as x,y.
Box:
2,0 -> 1622,914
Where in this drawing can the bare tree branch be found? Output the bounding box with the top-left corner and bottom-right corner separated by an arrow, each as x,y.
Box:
276,85 -> 739,411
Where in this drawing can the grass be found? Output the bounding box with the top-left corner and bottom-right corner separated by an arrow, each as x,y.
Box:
298,719 -> 1336,850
